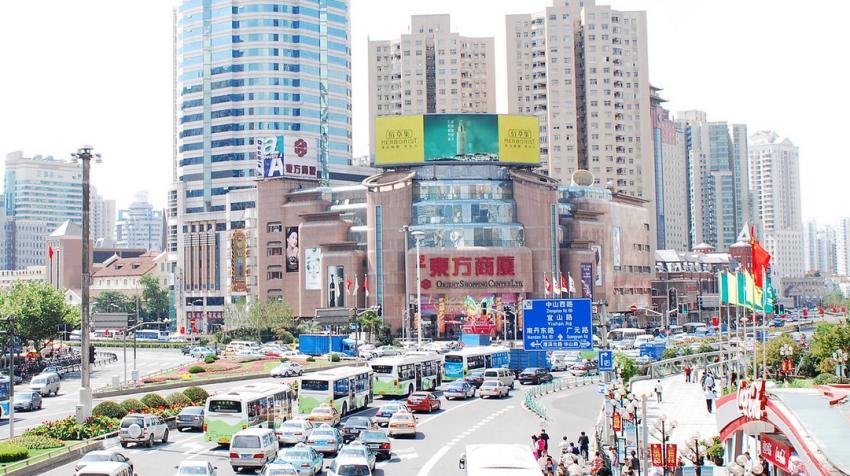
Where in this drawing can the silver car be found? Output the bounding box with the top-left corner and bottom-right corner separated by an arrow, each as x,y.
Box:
477,380 -> 510,399
276,419 -> 314,445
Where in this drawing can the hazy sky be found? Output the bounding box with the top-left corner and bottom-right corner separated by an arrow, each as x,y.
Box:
1,0 -> 846,226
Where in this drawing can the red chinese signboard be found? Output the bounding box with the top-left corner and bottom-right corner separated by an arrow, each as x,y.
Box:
650,444 -> 663,467
612,411 -> 623,432
736,379 -> 767,420
665,444 -> 678,468
711,315 -> 720,328
425,256 -> 516,277
760,434 -> 793,471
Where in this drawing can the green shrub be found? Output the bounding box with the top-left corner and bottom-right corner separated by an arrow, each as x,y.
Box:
166,392 -> 193,407
188,365 -> 206,374
0,445 -> 28,463
141,393 -> 168,409
121,398 -> 149,414
329,353 -> 341,363
814,373 -> 841,385
204,355 -> 216,364
280,357 -> 290,362
8,435 -> 64,450
24,416 -> 118,440
797,352 -> 818,378
183,386 -> 210,405
93,401 -> 127,419
661,348 -> 680,360
305,356 -> 316,362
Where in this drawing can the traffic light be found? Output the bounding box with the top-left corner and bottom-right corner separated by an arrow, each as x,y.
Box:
88,346 -> 96,363
376,305 -> 383,317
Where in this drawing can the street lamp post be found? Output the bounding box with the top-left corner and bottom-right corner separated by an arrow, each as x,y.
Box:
71,145 -> 101,422
123,320 -> 167,384
780,343 -> 794,383
411,230 -> 425,349
651,414 -> 678,476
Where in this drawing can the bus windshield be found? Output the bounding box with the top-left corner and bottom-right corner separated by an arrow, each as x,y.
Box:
209,399 -> 242,413
300,380 -> 329,391
444,355 -> 463,363
371,365 -> 393,374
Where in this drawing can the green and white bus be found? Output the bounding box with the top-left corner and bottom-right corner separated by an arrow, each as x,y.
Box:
370,351 -> 442,397
204,383 -> 292,445
443,346 -> 510,381
298,366 -> 372,416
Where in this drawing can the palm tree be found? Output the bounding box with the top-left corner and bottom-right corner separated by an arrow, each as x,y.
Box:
358,310 -> 381,344
297,319 -> 322,335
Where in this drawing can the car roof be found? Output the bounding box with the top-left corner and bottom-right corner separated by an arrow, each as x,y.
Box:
178,461 -> 209,467
76,461 -> 129,472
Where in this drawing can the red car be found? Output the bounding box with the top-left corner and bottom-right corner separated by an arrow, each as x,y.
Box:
406,391 -> 441,413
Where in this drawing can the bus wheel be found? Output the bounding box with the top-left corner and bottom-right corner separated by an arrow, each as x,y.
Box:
342,402 -> 348,416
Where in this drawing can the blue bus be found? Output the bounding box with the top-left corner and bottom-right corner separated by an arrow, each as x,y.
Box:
443,346 -> 510,381
0,377 -> 10,419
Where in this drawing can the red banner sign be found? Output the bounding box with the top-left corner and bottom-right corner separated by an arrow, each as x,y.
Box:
665,444 -> 678,468
424,255 -> 516,278
711,315 -> 720,328
612,411 -> 623,432
650,444 -> 663,467
736,379 -> 767,420
760,434 -> 792,471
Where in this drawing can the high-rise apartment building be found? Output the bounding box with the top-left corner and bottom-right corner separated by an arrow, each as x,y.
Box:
4,151 -> 82,232
506,1 -> 654,211
677,112 -> 750,251
836,217 -> 850,276
91,187 -> 116,247
173,0 -> 352,331
803,220 -> 836,275
650,86 -> 687,251
368,14 -> 495,158
749,130 -> 804,289
116,192 -> 164,251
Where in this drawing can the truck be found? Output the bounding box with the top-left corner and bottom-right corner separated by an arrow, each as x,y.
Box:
509,348 -> 550,373
297,334 -> 357,356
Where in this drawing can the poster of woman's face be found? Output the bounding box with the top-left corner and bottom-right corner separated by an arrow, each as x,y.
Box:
285,227 -> 299,272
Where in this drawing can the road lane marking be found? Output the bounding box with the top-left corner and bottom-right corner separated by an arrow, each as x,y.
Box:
415,444 -> 451,476
416,399 -> 478,427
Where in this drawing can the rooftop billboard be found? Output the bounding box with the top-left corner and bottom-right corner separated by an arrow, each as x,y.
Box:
375,114 -> 539,167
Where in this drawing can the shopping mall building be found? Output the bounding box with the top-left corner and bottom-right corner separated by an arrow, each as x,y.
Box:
253,114 -> 655,338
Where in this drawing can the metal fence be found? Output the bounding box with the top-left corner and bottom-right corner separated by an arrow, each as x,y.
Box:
522,375 -> 600,421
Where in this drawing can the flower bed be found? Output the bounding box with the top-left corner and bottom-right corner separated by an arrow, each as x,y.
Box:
25,415 -> 119,441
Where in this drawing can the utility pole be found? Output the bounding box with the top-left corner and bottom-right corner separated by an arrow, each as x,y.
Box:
71,146 -> 100,422
642,395 -> 649,476
6,315 -> 16,438
411,230 -> 424,349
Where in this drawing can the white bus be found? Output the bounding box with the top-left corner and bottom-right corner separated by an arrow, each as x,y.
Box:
370,352 -> 442,397
298,366 -> 372,416
204,383 -> 293,445
682,323 -> 709,335
443,346 -> 510,382
134,330 -> 168,341
607,328 -> 649,349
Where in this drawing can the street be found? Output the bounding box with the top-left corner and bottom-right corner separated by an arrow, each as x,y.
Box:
38,373 -> 601,476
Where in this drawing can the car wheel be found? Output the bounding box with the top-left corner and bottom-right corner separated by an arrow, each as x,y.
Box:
162,429 -> 169,443
121,442 -> 128,448
147,435 -> 154,448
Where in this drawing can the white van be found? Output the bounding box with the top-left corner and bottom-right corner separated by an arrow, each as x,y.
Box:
230,428 -> 279,472
482,368 -> 515,388
75,461 -> 134,476
459,444 -> 540,475
30,372 -> 60,396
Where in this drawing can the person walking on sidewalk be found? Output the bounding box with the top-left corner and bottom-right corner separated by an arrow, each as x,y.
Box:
590,451 -> 604,475
654,379 -> 664,402
578,431 -> 590,460
540,428 -> 550,452
684,365 -> 692,383
705,386 -> 716,413
608,446 -> 620,476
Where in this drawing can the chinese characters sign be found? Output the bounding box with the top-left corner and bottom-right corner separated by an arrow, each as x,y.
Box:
665,444 -> 678,468
650,444 -> 663,467
254,135 -> 319,180
612,411 -> 623,432
522,298 -> 593,351
760,434 -> 792,471
413,253 -> 530,291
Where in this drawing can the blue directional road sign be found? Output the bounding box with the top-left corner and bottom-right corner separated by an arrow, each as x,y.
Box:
522,298 -> 593,351
598,350 -> 614,372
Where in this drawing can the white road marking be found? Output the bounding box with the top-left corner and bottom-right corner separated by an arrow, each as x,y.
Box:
415,444 -> 451,476
417,399 -> 479,427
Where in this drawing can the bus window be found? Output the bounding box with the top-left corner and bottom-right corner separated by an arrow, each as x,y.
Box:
333,379 -> 349,399
372,366 -> 393,374
210,399 -> 242,413
301,380 -> 329,392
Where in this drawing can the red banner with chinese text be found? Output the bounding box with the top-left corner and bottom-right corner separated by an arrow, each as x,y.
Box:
650,444 -> 663,467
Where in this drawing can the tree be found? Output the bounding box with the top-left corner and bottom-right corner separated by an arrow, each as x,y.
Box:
224,299 -> 295,342
92,291 -> 133,315
808,321 -> 850,373
0,281 -> 75,352
357,310 -> 382,343
297,319 -> 322,335
614,353 -> 638,384
140,275 -> 169,323
755,334 -> 801,379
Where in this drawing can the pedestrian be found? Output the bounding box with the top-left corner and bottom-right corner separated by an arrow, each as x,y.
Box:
578,431 -> 590,460
545,455 -> 557,476
704,371 -> 715,391
570,442 -> 580,456
731,371 -> 738,390
721,373 -> 729,393
654,379 -> 664,403
684,365 -> 692,383
609,446 -> 620,476
590,451 -> 604,475
705,386 -> 715,413
537,435 -> 547,459
759,454 -> 771,475
630,450 -> 640,474
532,435 -> 540,458
540,428 -> 550,452
559,436 -> 569,454
558,461 -> 569,476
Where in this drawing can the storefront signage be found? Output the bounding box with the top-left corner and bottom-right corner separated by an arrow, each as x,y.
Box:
305,247 -> 322,290
650,444 -> 663,467
736,379 -> 767,420
760,434 -> 792,471
419,255 -> 525,290
231,230 -> 247,292
254,135 -> 318,179
580,262 -> 593,298
612,411 -> 623,432
665,444 -> 678,468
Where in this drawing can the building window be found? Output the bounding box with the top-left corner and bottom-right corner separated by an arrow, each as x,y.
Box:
267,241 -> 283,256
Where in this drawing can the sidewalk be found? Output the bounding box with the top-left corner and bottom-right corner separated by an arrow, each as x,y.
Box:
632,373 -> 722,470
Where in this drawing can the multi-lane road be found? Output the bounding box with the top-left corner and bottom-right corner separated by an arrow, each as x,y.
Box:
40,373 -> 601,476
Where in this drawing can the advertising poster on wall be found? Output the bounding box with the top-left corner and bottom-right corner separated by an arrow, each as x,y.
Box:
305,247 -> 322,290
285,226 -> 299,273
254,135 -> 319,180
327,266 -> 345,308
612,226 -> 622,269
424,114 -> 499,161
580,262 -> 593,299
590,244 -> 603,286
231,230 -> 247,292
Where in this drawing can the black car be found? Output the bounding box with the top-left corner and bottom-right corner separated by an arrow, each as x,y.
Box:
13,391 -> 42,411
180,345 -> 191,355
357,430 -> 392,460
465,370 -> 486,388
341,416 -> 373,443
518,367 -> 554,385
176,406 -> 205,431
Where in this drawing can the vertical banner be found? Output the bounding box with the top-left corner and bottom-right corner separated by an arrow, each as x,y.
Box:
305,247 -> 322,290
285,226 -> 299,272
591,244 -> 603,286
612,226 -> 621,269
665,444 -> 678,468
581,263 -> 593,299
651,444 -> 664,467
231,230 -> 247,292
612,411 -> 623,432
327,266 -> 345,308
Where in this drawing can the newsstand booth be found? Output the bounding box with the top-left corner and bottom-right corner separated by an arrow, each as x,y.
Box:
716,380 -> 850,476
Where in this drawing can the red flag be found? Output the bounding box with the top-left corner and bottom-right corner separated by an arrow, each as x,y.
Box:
752,239 -> 771,288
363,274 -> 370,297
560,274 -> 568,293
48,245 -> 54,259
544,273 -> 552,293
345,278 -> 352,295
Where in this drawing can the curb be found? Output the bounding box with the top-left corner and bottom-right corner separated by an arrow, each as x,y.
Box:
2,439 -> 103,476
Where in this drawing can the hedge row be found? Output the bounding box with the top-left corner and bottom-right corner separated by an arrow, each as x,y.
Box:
66,340 -> 190,349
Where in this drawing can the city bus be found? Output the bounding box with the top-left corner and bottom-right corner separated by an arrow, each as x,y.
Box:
134,329 -> 168,341
443,346 -> 509,382
203,382 -> 292,445
298,366 -> 372,416
606,328 -> 649,349
370,352 -> 442,397
0,377 -> 9,419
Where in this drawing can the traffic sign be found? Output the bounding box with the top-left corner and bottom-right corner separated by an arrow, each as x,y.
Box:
522,298 -> 593,351
630,304 -> 638,313
598,350 -> 614,371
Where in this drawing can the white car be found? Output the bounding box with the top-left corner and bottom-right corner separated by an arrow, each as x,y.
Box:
74,450 -> 133,474
478,380 -> 510,399
327,455 -> 374,476
175,460 -> 217,475
276,419 -> 314,445
119,414 -> 169,448
374,346 -> 403,357
270,363 -> 304,378
190,346 -> 216,359
387,411 -> 417,438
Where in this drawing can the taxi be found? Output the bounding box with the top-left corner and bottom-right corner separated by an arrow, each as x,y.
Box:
305,403 -> 341,427
273,443 -> 324,476
305,423 -> 344,455
387,411 -> 417,438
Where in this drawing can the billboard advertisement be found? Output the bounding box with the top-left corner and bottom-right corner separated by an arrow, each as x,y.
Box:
231,230 -> 247,292
327,265 -> 344,308
285,226 -> 299,273
580,262 -> 593,299
375,114 -> 539,166
305,247 -> 322,290
255,135 -> 319,179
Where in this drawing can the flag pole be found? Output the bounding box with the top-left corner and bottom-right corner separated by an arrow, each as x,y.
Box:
762,266 -> 768,380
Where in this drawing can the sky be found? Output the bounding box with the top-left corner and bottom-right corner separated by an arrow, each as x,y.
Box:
0,0 -> 846,225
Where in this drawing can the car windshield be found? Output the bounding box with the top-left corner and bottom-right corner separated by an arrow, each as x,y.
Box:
231,435 -> 261,448
345,417 -> 369,427
31,377 -> 47,385
338,447 -> 366,457
181,407 -> 203,415
177,464 -> 210,475
448,383 -> 466,390
80,453 -> 111,462
378,405 -> 398,413
312,429 -> 335,437
120,417 -> 144,428
265,469 -> 297,476
360,431 -> 386,440
392,414 -> 413,422
337,464 -> 371,475
482,381 -> 498,387
209,399 -> 242,414
14,393 -> 32,400
444,355 -> 463,363
283,421 -> 305,428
